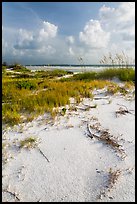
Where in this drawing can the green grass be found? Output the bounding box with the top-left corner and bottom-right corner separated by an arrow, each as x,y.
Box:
20,137 -> 38,149
2,66 -> 135,126
60,67 -> 135,82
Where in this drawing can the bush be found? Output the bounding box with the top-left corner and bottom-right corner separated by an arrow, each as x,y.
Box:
16,81 -> 37,90
3,111 -> 21,125
119,68 -> 135,81
60,68 -> 135,82
72,72 -> 97,81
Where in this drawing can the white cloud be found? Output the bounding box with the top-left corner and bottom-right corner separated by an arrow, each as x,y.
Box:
2,3 -> 135,64
2,39 -> 8,56
66,36 -> 75,44
38,21 -> 58,41
14,21 -> 58,50
68,47 -> 74,56
79,20 -> 110,48
14,29 -> 34,49
37,45 -> 56,55
99,2 -> 135,41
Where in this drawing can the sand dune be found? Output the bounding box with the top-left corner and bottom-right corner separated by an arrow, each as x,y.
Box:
2,86 -> 135,202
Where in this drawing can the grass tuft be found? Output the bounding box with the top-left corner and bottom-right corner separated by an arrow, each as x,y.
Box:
20,137 -> 38,149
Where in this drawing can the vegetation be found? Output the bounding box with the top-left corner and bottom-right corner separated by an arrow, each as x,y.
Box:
100,51 -> 134,68
2,63 -> 135,126
61,68 -> 135,82
20,137 -> 38,149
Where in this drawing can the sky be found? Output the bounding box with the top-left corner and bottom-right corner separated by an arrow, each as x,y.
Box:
2,2 -> 135,65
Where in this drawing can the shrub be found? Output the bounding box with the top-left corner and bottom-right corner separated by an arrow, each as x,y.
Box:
16,81 -> 37,90
3,111 -> 21,125
20,137 -> 38,149
61,107 -> 67,116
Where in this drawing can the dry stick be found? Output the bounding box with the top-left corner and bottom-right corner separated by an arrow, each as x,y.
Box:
3,189 -> 20,201
94,96 -> 109,100
87,123 -> 126,159
82,103 -> 97,108
76,105 -> 96,111
87,123 -> 99,139
115,108 -> 134,117
117,103 -> 129,110
38,147 -> 50,162
116,103 -> 134,115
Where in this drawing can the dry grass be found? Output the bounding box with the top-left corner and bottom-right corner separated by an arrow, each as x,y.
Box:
107,168 -> 121,189
87,123 -> 126,159
2,142 -> 11,165
97,168 -> 121,200
115,107 -> 133,117
20,137 -> 38,149
2,67 -> 134,126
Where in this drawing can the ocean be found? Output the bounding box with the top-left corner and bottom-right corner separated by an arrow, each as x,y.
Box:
25,65 -> 135,73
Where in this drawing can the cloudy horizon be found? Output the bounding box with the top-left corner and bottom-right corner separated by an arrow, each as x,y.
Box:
2,2 -> 135,65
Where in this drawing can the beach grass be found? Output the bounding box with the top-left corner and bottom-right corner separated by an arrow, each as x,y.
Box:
2,66 -> 135,126
20,137 -> 38,149
60,67 -> 135,82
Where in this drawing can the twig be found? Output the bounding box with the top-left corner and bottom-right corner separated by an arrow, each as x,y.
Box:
76,106 -> 89,111
117,103 -> 129,111
87,123 -> 126,159
76,105 -> 96,111
3,189 -> 20,201
115,107 -> 133,117
94,96 -> 109,100
87,124 -> 99,139
38,147 -> 50,162
82,103 -> 97,108
116,103 -> 134,115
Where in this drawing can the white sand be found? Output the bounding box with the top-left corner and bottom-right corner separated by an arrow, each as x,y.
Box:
2,86 -> 135,202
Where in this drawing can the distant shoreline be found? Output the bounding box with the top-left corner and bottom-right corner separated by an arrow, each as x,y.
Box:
25,64 -> 135,67
25,64 -> 135,73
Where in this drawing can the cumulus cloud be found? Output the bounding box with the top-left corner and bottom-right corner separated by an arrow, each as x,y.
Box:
66,36 -> 75,44
14,21 -> 58,50
14,29 -> 35,49
99,2 -> 135,41
2,2 -> 135,64
68,47 -> 74,56
79,20 -> 110,48
38,21 -> 58,41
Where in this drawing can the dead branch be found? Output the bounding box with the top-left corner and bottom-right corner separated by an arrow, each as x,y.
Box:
87,123 -> 126,159
38,147 -> 50,162
82,103 -> 97,109
94,96 -> 109,100
117,103 -> 129,111
115,107 -> 133,117
3,189 -> 20,201
116,103 -> 135,116
87,124 -> 94,139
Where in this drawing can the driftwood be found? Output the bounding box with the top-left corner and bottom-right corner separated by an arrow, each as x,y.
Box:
87,123 -> 126,159
82,103 -> 97,108
93,96 -> 109,100
76,104 -> 96,111
38,147 -> 50,163
3,189 -> 20,201
115,104 -> 134,117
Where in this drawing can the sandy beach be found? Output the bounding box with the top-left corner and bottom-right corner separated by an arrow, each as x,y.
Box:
2,2 -> 135,201
2,84 -> 135,202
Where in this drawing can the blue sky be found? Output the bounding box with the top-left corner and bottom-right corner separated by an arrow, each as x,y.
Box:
2,2 -> 135,65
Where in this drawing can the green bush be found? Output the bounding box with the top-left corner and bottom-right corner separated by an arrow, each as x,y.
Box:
72,72 -> 97,81
16,81 -> 37,90
119,68 -> 135,81
61,68 -> 135,82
